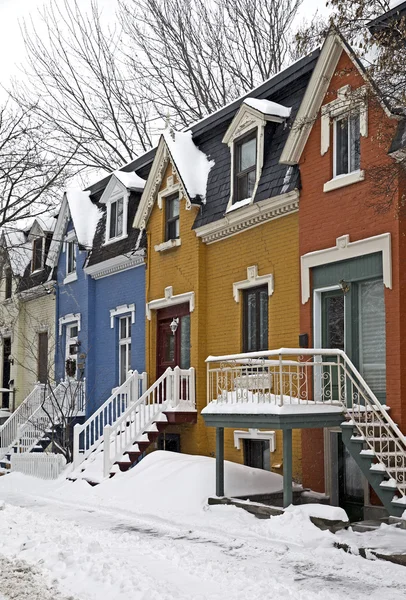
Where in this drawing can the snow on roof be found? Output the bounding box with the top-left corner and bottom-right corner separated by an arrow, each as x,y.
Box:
35,214 -> 57,233
243,98 -> 292,119
163,129 -> 214,201
2,229 -> 32,276
113,170 -> 146,191
65,189 -> 102,248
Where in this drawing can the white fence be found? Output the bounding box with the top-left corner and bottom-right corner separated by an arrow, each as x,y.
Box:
11,453 -> 66,480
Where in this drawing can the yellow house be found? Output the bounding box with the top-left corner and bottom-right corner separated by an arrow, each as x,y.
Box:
133,52 -> 321,483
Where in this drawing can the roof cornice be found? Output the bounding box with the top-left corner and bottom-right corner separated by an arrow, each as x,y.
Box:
194,189 -> 299,244
84,252 -> 145,280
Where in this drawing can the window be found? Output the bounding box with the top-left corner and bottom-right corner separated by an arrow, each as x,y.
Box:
32,238 -> 43,272
243,285 -> 268,352
108,197 -> 124,240
165,194 -> 180,241
66,240 -> 76,275
234,133 -> 257,203
119,315 -> 131,384
334,112 -> 360,177
4,268 -> 12,300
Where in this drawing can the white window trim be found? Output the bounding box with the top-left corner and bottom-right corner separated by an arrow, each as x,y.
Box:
323,170 -> 365,193
146,286 -> 194,320
301,233 -> 392,304
59,313 -> 81,336
118,315 -> 132,385
64,231 -> 77,283
226,124 -> 265,212
31,237 -> 44,273
105,192 -> 129,245
233,265 -> 274,302
234,429 -> 276,452
154,239 -> 182,253
65,322 -> 79,365
109,304 -> 135,328
321,85 -> 368,156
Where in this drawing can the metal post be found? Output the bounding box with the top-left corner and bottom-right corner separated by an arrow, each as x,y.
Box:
283,428 -> 293,508
216,427 -> 225,497
72,423 -> 81,469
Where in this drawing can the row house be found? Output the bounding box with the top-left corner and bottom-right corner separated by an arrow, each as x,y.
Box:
3,3 -> 406,521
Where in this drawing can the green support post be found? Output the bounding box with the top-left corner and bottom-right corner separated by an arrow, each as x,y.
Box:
216,427 -> 225,497
283,428 -> 293,508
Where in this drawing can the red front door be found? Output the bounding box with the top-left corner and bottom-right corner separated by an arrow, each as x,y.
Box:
157,303 -> 190,380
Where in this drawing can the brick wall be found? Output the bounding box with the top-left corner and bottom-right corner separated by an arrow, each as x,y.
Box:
146,161 -> 303,480
299,49 -> 402,491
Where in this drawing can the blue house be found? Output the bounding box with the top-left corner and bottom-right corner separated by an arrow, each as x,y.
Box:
47,162 -> 150,418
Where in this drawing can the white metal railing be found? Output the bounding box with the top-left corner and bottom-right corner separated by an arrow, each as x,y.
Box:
72,370 -> 148,469
11,453 -> 66,480
103,366 -> 195,478
0,384 -> 48,461
16,380 -> 86,454
206,348 -> 406,499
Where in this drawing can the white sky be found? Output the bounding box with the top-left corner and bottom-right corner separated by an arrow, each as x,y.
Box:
0,0 -> 329,92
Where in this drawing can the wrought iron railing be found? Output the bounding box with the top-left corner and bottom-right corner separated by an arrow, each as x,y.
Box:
206,348 -> 406,499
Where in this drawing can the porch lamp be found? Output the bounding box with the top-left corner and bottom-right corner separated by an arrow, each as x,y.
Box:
339,279 -> 350,294
170,317 -> 179,335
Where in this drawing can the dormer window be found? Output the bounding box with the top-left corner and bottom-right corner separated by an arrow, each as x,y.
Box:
32,238 -> 43,272
108,197 -> 124,240
234,133 -> 257,203
165,194 -> 180,241
4,267 -> 12,300
66,240 -> 76,275
334,112 -> 360,177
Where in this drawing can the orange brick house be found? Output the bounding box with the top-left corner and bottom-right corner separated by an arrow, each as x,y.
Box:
280,30 -> 406,519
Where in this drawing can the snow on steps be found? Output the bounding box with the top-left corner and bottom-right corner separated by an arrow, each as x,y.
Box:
71,413 -> 170,485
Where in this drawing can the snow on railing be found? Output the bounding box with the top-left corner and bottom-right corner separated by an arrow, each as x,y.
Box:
11,453 -> 66,480
72,371 -> 148,469
0,384 -> 48,461
206,348 -> 406,498
103,366 -> 195,478
16,380 -> 86,455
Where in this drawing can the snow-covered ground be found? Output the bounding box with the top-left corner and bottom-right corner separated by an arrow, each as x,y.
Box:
0,451 -> 406,600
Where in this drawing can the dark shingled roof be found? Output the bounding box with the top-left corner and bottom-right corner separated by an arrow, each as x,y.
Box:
17,233 -> 54,293
192,59 -> 315,229
84,49 -> 319,254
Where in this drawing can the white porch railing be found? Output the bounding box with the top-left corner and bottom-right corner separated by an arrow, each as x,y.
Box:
0,384 -> 48,461
72,370 -> 148,469
206,348 -> 406,499
11,453 -> 66,480
103,366 -> 195,478
16,380 -> 86,454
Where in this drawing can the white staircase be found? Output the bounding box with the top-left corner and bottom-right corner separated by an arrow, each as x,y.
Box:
0,380 -> 85,464
72,370 -> 148,470
71,366 -> 196,483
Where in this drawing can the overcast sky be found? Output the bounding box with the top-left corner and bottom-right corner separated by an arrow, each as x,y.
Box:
0,0 -> 328,92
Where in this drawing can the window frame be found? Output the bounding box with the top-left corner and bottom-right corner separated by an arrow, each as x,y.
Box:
32,238 -> 43,272
4,267 -> 12,300
104,192 -> 129,246
233,131 -> 258,205
165,193 -> 180,242
66,239 -> 76,276
242,284 -> 269,353
333,111 -> 361,179
118,315 -> 132,385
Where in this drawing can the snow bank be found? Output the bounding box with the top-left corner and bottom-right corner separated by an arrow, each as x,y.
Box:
91,451 -> 285,515
65,189 -> 102,248
286,503 -> 348,522
2,229 -> 32,276
243,98 -> 291,118
113,170 -> 145,191
163,130 -> 214,201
